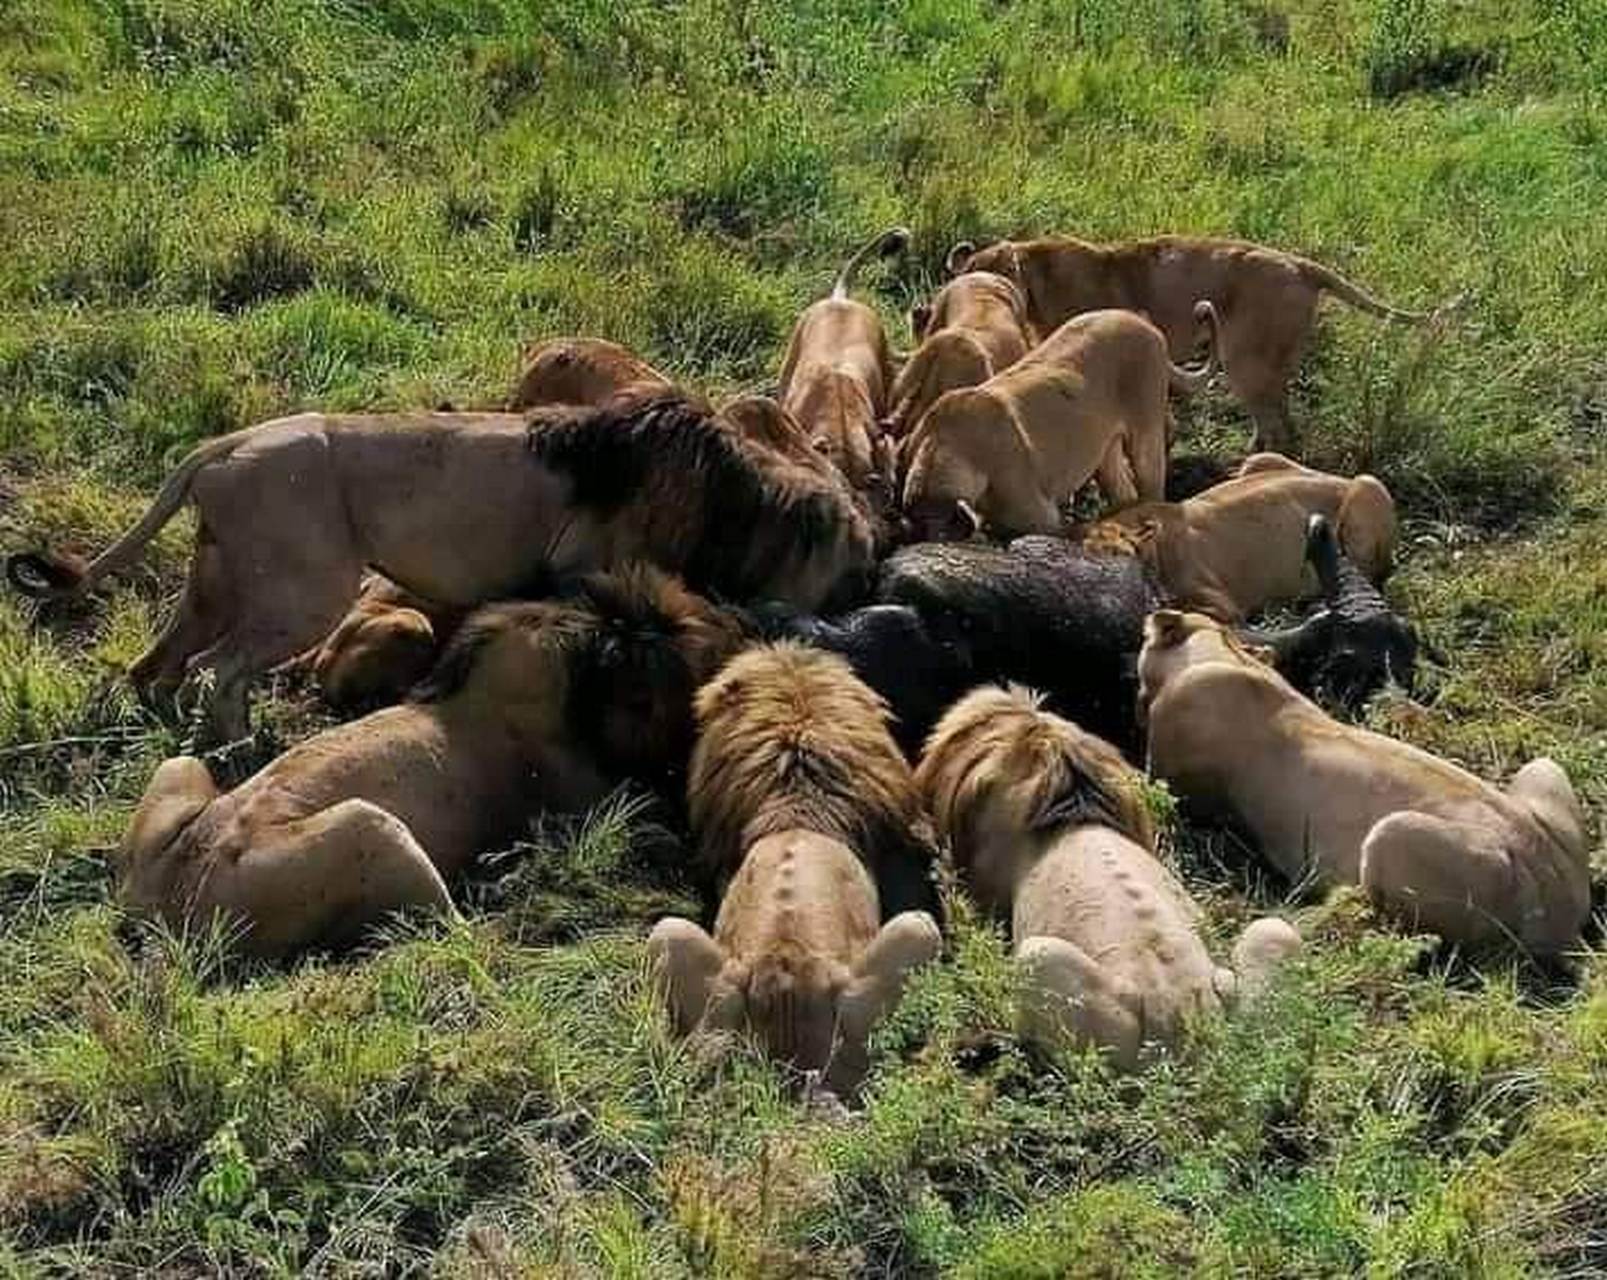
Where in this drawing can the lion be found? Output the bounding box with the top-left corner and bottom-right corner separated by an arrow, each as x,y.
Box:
7,395 -> 872,740
301,573 -> 464,711
1090,452 -> 1398,623
899,304 -> 1220,542
1139,610 -> 1591,954
916,686 -> 1300,1068
507,336 -> 672,410
648,643 -> 942,1100
884,270 -> 1036,440
777,227 -> 909,503
948,233 -> 1439,453
117,565 -> 747,960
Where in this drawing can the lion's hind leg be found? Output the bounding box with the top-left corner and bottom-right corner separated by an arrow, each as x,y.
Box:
1507,758 -> 1587,854
1222,288 -> 1317,456
1014,935 -> 1142,1068
826,911 -> 942,1096
1094,437 -> 1142,512
647,917 -> 728,1036
127,528 -> 230,708
117,755 -> 220,921
1359,809 -> 1531,949
215,799 -> 458,959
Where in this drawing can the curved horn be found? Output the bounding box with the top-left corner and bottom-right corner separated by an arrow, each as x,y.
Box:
1305,513 -> 1342,603
944,240 -> 977,277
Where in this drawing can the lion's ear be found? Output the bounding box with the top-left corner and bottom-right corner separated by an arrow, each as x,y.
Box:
910,303 -> 933,339
1146,609 -> 1188,648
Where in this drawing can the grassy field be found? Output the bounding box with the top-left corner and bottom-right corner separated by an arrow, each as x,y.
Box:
2,0 -> 1606,1273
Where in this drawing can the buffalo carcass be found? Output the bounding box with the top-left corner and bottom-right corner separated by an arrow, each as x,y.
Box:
746,539 -> 1161,758
767,522 -> 1421,760
1242,514 -> 1419,709
875,537 -> 1158,755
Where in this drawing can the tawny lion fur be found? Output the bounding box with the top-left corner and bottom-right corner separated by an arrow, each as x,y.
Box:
1090,452 -> 1398,622
119,566 -> 747,960
1139,611 -> 1591,954
303,573 -> 463,711
778,227 -> 909,503
507,336 -> 672,410
649,643 -> 940,1099
916,686 -> 1299,1067
6,395 -> 871,740
951,233 -> 1436,453
885,271 -> 1036,440
899,305 -> 1219,541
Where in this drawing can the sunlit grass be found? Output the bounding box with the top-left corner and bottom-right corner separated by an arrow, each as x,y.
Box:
2,0 -> 1605,1272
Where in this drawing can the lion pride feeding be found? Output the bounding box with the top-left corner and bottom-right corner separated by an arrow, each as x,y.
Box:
7,220 -> 1593,1098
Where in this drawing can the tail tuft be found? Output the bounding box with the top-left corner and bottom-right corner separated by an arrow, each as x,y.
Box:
878,226 -> 912,259
7,549 -> 89,598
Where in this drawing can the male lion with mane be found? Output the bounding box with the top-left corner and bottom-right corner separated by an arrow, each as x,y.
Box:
1139,611 -> 1591,954
8,394 -> 871,740
917,685 -> 1300,1068
118,566 -> 746,960
649,643 -> 942,1101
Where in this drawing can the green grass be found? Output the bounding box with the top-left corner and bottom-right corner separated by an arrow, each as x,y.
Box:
2,0 -> 1606,1272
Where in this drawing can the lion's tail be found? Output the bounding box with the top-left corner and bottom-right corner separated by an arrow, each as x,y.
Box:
831,225 -> 911,300
6,429 -> 250,598
1291,255 -> 1429,324
1168,300 -> 1221,395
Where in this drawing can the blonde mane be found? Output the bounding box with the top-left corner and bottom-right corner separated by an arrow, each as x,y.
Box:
917,685 -> 1154,855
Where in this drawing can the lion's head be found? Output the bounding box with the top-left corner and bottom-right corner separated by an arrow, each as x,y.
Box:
412,563 -> 747,796
528,394 -> 874,611
688,641 -> 928,883
917,685 -> 1154,908
1137,608 -> 1277,721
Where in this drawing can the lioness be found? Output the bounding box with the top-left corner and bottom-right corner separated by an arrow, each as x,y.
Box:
917,686 -> 1301,1067
302,573 -> 463,711
949,234 -> 1436,452
118,567 -> 746,959
507,336 -> 672,410
1091,452 -> 1397,622
1139,611 -> 1590,954
648,643 -> 942,1100
778,227 -> 909,502
900,304 -> 1219,542
8,395 -> 872,740
884,271 -> 1037,440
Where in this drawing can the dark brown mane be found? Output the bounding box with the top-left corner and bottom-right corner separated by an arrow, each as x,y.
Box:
409,565 -> 736,788
527,393 -> 869,603
409,601 -> 552,703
